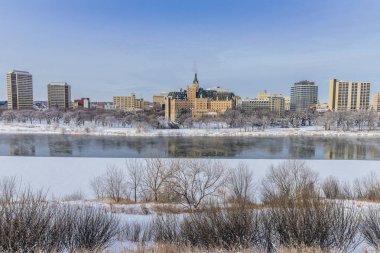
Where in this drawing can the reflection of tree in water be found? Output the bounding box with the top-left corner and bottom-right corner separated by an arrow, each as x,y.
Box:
166,137 -> 285,158
9,135 -> 36,156
92,137 -> 166,157
74,136 -> 91,153
48,135 -> 73,156
288,137 -> 316,159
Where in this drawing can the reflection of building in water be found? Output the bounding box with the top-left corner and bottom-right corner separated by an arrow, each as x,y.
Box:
368,145 -> 378,160
9,136 -> 36,156
288,138 -> 316,159
48,136 -> 73,156
325,141 -> 367,160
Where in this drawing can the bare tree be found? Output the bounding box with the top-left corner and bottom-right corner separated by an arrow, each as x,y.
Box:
170,159 -> 225,209
90,175 -> 106,199
126,159 -> 143,203
226,162 -> 254,205
142,158 -> 174,202
261,160 -> 319,205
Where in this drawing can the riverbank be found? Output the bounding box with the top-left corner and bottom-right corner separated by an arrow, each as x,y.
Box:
1,122 -> 380,138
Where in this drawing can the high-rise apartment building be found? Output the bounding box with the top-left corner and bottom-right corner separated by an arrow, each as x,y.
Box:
7,70 -> 33,110
113,94 -> 144,111
373,92 -> 380,113
47,82 -> 71,109
290,80 -> 318,112
284,96 -> 291,111
328,79 -> 370,111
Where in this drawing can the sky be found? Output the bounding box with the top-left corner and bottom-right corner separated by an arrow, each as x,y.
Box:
1,0 -> 380,102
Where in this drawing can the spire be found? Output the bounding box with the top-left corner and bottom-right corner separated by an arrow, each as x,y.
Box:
193,73 -> 199,84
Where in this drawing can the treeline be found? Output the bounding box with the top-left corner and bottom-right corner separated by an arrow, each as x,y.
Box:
90,159 -> 380,206
0,108 -> 379,131
89,159 -> 380,252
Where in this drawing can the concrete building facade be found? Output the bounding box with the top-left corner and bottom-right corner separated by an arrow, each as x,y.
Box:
153,93 -> 168,110
328,79 -> 370,111
7,70 -> 33,110
238,91 -> 286,113
290,80 -> 318,112
47,82 -> 71,109
113,94 -> 144,111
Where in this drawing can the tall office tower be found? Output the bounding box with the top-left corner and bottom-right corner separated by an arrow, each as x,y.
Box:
7,70 -> 33,110
328,79 -> 370,111
290,80 -> 318,112
47,82 -> 71,109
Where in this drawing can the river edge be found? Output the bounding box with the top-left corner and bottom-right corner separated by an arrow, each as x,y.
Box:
1,123 -> 380,138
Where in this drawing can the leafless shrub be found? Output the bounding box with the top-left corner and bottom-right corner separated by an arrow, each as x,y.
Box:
0,190 -> 55,252
0,176 -> 19,203
121,244 -> 330,253
361,208 -> 380,249
154,214 -> 181,243
64,206 -> 120,252
62,190 -> 85,201
322,176 -> 342,199
179,207 -> 262,250
261,160 -> 319,205
268,198 -> 361,252
353,171 -> 380,201
121,221 -> 153,244
90,166 -> 128,202
0,177 -> 120,252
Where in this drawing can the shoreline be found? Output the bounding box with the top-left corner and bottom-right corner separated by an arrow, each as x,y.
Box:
1,123 -> 380,138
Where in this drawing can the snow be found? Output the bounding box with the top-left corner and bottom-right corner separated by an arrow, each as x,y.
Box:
1,156 -> 379,252
2,121 -> 380,137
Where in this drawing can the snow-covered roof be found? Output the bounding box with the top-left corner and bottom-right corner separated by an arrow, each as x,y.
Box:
206,86 -> 230,93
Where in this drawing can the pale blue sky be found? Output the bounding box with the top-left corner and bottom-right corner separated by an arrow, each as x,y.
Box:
1,0 -> 380,101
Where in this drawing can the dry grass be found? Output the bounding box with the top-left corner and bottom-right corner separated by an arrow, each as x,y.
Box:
117,244 -> 334,253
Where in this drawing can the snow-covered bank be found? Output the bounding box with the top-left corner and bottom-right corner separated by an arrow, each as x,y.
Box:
2,122 -> 380,137
1,156 -> 379,253
0,156 -> 379,199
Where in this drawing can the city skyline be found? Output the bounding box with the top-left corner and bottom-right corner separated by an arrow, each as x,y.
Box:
1,0 -> 380,101
1,69 -> 378,106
